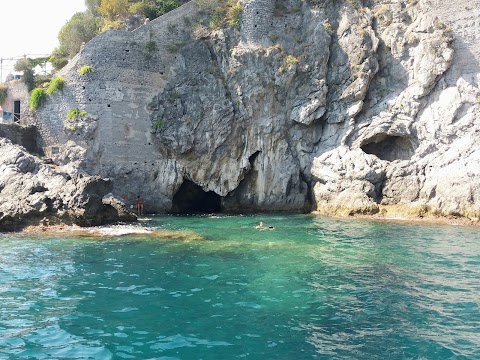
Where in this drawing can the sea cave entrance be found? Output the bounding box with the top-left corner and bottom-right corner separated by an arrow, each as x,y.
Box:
171,180 -> 222,214
360,134 -> 415,161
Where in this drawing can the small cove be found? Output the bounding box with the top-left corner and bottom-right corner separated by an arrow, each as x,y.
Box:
0,214 -> 479,359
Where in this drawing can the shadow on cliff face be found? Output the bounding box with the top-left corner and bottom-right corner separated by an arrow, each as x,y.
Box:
170,180 -> 222,214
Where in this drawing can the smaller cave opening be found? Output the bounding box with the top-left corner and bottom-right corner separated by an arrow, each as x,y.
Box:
361,134 -> 415,161
171,180 -> 222,214
248,150 -> 260,165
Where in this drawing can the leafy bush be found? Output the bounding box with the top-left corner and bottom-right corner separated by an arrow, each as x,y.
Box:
29,88 -> 48,111
128,1 -> 145,15
98,0 -> 129,21
78,65 -> 94,76
226,3 -> 242,28
100,18 -> 125,32
198,0 -> 242,30
280,54 -> 300,72
49,47 -> 69,71
209,12 -> 223,29
143,0 -> 181,20
46,77 -> 65,95
67,108 -> 88,121
323,21 -> 333,34
0,83 -> 8,105
58,12 -> 99,57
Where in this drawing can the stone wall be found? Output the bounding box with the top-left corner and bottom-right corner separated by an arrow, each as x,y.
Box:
241,0 -> 274,45
27,1 -> 199,210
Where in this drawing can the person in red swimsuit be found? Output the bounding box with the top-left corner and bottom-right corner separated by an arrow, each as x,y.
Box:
136,195 -> 144,216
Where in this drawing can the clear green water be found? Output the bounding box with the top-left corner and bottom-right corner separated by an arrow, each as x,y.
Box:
0,214 -> 479,359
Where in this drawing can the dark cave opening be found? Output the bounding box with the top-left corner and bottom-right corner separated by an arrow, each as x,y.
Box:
248,150 -> 260,164
171,179 -> 222,214
360,135 -> 415,161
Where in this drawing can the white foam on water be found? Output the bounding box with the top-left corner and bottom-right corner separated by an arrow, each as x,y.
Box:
88,226 -> 153,237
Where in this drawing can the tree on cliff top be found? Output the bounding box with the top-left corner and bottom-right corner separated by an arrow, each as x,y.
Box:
98,0 -> 130,21
49,0 -> 186,71
58,12 -> 100,58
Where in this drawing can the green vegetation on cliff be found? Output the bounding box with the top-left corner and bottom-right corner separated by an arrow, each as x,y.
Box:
46,77 -> 65,95
78,65 -> 94,76
197,0 -> 242,30
29,88 -> 47,111
67,108 -> 89,121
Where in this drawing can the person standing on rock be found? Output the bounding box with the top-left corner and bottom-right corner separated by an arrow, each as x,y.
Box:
136,196 -> 144,216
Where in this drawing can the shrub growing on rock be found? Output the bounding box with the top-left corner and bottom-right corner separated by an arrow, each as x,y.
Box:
46,77 -> 65,95
78,65 -> 94,76
198,0 -> 242,30
29,88 -> 47,111
67,108 -> 88,121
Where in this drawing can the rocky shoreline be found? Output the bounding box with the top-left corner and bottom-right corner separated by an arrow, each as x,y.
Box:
1,133 -> 477,233
314,209 -> 480,228
2,1 -> 479,222
13,208 -> 479,237
0,139 -> 136,232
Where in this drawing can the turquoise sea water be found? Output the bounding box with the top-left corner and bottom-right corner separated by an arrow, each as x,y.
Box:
0,214 -> 479,359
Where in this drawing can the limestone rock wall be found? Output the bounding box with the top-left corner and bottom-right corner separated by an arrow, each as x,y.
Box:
426,0 -> 480,75
25,0 -> 480,220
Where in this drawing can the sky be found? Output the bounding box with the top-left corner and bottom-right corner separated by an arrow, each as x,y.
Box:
0,0 -> 86,81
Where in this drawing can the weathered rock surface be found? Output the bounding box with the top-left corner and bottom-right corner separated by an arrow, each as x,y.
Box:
21,0 -> 480,221
0,139 -> 136,231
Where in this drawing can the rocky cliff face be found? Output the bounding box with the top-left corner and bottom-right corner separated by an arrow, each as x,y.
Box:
26,0 -> 480,220
0,139 -> 135,231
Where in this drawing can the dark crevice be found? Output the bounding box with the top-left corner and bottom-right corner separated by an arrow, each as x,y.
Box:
374,174 -> 388,204
299,171 -> 313,212
170,179 -> 221,214
248,151 -> 260,164
30,186 -> 48,194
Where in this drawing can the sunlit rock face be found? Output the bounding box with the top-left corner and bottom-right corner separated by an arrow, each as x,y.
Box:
27,0 -> 480,219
